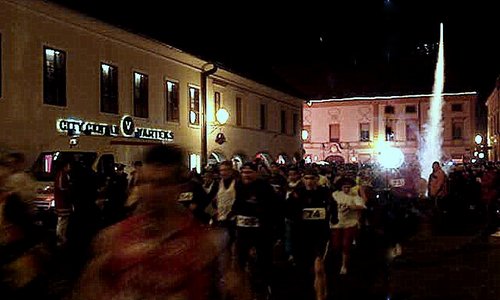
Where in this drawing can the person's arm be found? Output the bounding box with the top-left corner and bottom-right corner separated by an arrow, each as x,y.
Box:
328,192 -> 339,226
349,195 -> 366,211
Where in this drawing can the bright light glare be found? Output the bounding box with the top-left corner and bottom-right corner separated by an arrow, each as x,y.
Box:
378,146 -> 404,169
478,152 -> 485,159
190,111 -> 197,124
419,23 -> 445,180
216,108 -> 229,125
189,153 -> 201,173
301,130 -> 309,141
475,134 -> 483,145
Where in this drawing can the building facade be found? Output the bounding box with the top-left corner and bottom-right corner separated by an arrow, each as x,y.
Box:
0,0 -> 303,171
303,93 -> 477,165
486,79 -> 500,161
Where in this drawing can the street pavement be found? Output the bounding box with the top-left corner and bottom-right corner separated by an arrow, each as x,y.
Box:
38,212 -> 500,300
272,214 -> 500,300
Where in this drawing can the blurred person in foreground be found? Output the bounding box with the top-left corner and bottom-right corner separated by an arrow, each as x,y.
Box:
72,145 -> 229,300
1,153 -> 48,298
0,152 -> 36,205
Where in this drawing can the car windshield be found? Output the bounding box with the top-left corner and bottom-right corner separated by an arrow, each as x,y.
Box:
31,151 -> 97,181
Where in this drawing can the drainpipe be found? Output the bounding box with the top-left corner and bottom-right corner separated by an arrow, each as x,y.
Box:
200,63 -> 218,168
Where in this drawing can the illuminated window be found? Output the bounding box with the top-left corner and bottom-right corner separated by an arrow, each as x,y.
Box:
43,47 -> 66,106
166,81 -> 179,122
360,123 -> 370,141
302,125 -> 311,142
280,110 -> 287,134
43,154 -> 53,173
133,72 -> 148,118
189,153 -> 201,174
329,124 -> 340,142
385,123 -> 395,141
236,97 -> 242,126
189,86 -> 200,125
100,63 -> 118,114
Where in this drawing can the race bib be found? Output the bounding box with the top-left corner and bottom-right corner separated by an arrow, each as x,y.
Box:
302,207 -> 326,220
178,192 -> 193,202
236,215 -> 260,228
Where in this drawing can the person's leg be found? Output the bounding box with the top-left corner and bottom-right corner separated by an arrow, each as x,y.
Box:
340,226 -> 357,274
284,218 -> 294,261
331,228 -> 344,274
56,215 -> 69,246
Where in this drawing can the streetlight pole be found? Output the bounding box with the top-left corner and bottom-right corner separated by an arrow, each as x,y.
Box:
200,63 -> 218,168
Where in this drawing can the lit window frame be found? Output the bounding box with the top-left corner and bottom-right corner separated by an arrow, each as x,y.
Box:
43,46 -> 67,106
188,85 -> 200,125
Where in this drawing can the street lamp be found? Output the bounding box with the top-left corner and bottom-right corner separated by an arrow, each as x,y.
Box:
475,134 -> 483,145
214,108 -> 229,145
216,108 -> 229,125
200,62 -> 218,168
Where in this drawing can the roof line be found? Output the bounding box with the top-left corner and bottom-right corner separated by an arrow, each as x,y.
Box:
308,91 -> 477,103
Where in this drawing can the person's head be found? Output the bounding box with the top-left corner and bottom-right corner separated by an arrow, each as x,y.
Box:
142,144 -> 185,185
432,161 -> 441,172
288,166 -> 301,183
302,168 -> 319,190
219,160 -> 234,181
338,177 -> 356,194
240,162 -> 258,184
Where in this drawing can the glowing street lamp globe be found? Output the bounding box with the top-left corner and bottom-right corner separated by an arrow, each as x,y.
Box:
378,146 -> 404,169
475,134 -> 483,145
216,108 -> 229,125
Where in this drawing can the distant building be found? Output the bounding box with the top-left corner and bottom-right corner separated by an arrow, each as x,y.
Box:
0,0 -> 303,171
486,78 -> 500,161
303,92 -> 477,165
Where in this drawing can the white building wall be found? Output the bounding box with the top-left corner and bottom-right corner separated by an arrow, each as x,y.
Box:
0,0 -> 304,168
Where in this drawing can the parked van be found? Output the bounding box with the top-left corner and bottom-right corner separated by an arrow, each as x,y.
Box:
27,127 -> 160,222
30,150 -> 117,215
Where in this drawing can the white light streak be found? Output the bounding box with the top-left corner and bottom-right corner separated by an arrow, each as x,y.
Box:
419,23 -> 445,180
307,91 -> 476,103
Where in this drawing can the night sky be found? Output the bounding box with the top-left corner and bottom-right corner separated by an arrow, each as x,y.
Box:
49,0 -> 498,124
